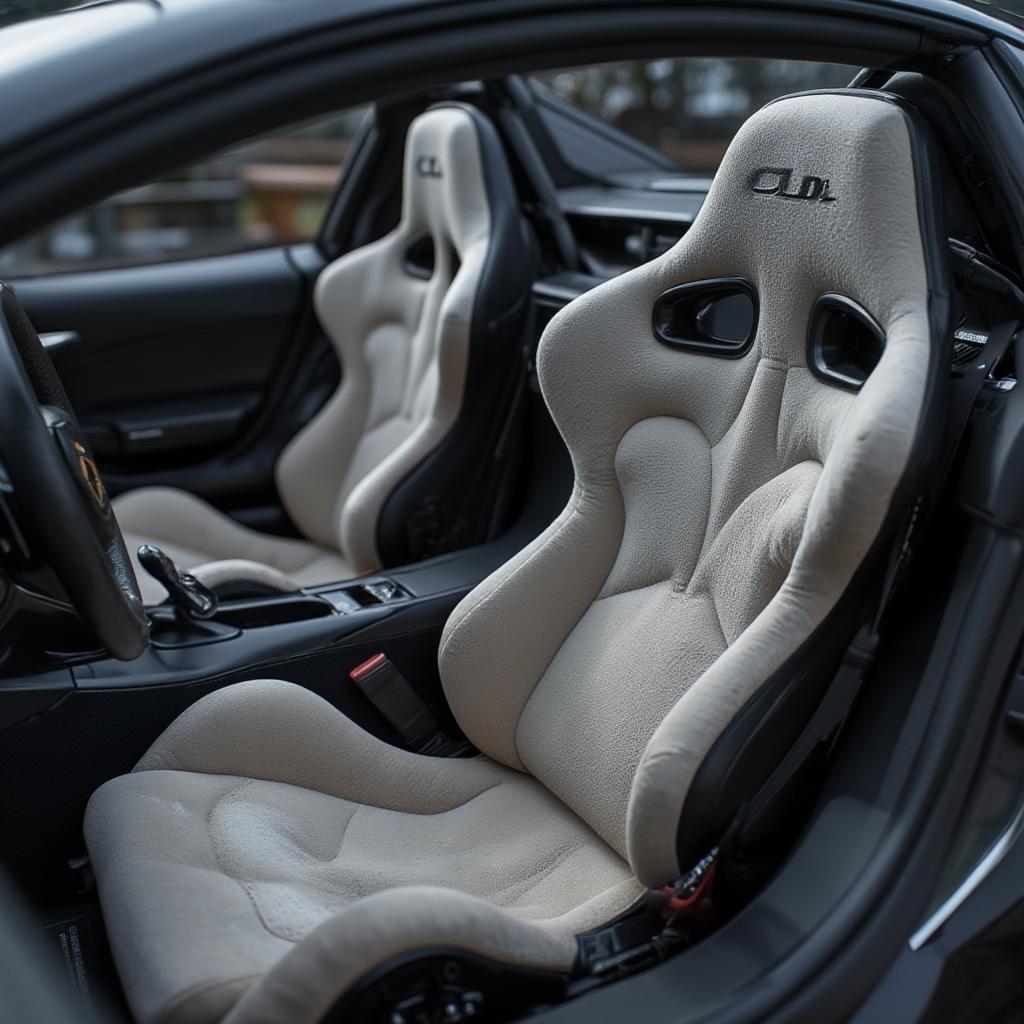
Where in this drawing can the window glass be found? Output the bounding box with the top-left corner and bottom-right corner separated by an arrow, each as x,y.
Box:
968,0 -> 1024,20
531,59 -> 858,176
0,106 -> 369,276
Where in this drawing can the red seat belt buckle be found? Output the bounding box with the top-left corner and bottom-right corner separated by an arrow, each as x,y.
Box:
349,652 -> 388,683
658,847 -> 718,924
347,653 -> 447,754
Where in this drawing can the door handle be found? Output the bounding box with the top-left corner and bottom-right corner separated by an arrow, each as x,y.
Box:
39,331 -> 80,353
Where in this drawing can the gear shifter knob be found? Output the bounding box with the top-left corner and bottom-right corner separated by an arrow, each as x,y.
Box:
137,544 -> 218,620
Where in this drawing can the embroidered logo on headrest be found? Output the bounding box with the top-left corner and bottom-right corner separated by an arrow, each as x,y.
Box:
416,156 -> 443,179
748,167 -> 836,203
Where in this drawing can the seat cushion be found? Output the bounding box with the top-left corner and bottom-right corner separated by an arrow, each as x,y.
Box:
84,681 -> 642,1024
113,487 -> 353,603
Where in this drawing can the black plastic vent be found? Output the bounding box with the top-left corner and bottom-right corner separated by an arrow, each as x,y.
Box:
652,278 -> 758,357
807,294 -> 885,391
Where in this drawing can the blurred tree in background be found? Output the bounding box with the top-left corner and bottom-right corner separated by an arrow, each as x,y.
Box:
535,59 -> 855,172
1,57 -> 856,273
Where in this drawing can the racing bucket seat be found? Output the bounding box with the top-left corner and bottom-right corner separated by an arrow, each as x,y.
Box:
84,90 -> 948,1024
114,104 -> 534,603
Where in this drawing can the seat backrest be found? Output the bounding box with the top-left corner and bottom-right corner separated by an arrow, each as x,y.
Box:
275,105 -> 531,571
438,91 -> 946,887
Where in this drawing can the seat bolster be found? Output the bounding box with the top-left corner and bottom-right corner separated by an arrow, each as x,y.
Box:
220,887 -> 577,1024
135,679 -> 512,811
625,596 -> 821,886
339,254 -> 482,571
339,401 -> 459,572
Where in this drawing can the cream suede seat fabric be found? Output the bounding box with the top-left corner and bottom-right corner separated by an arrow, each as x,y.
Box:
86,91 -> 944,1024
116,487 -> 354,599
86,681 -> 643,1024
115,104 -> 529,604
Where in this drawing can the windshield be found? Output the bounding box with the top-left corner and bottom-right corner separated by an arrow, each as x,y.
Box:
949,0 -> 1024,24
0,0 -> 85,28
977,0 -> 1024,13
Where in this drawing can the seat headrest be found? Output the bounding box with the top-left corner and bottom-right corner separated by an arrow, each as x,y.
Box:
399,104 -> 503,254
682,90 -> 937,367
538,91 -> 942,460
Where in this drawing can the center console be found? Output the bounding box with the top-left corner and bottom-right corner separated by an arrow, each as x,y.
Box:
0,532 -> 533,900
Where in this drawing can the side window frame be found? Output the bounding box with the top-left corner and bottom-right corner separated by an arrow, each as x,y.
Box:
0,105 -> 370,278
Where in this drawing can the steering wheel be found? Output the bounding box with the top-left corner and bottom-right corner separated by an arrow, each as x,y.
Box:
0,285 -> 148,660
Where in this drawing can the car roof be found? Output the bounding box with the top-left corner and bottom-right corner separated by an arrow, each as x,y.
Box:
0,0 -> 1018,88
0,0 -> 1016,212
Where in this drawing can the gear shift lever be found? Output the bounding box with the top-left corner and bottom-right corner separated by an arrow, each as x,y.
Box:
137,544 -> 218,620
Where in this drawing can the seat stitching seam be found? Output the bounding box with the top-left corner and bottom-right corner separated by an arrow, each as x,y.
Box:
382,780 -> 505,819
515,413 -> 708,761
597,415 -> 711,602
702,592 -> 730,648
488,841 -> 590,907
205,779 -> 301,945
156,972 -> 263,1024
438,488 -> 587,656
332,802 -> 359,860
594,578 -> 674,603
203,779 -> 511,944
198,771 -> 508,819
704,353 -> 782,447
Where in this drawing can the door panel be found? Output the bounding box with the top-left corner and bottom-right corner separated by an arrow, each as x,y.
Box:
11,245 -> 337,527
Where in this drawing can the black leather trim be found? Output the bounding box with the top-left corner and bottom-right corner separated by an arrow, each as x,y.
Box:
675,89 -> 952,874
806,292 -> 887,391
321,946 -> 569,1023
375,102 -> 535,567
652,277 -> 759,358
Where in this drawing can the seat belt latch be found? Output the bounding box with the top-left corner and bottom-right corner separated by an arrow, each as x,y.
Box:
844,624 -> 880,673
658,847 -> 718,922
349,653 -> 448,754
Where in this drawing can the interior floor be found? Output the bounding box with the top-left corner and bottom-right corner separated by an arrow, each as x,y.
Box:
37,896 -> 128,1023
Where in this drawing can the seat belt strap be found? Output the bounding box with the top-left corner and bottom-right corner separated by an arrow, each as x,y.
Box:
736,590 -> 883,849
733,317 -> 1021,852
